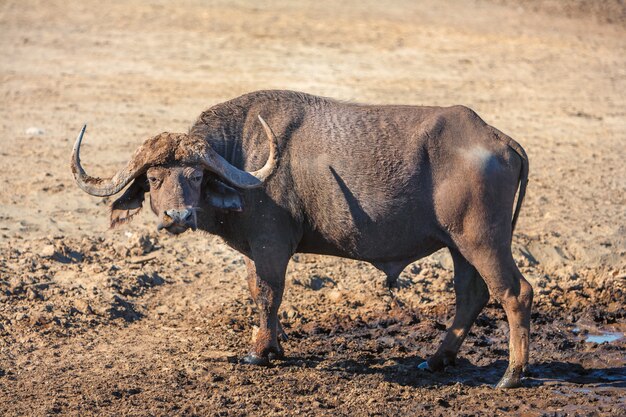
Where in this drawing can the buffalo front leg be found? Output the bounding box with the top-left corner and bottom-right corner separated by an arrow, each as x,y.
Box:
242,249 -> 289,366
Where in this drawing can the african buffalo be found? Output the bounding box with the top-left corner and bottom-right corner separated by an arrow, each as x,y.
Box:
71,90 -> 531,388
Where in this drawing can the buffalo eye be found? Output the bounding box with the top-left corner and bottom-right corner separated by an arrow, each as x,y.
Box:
191,174 -> 202,183
148,176 -> 161,187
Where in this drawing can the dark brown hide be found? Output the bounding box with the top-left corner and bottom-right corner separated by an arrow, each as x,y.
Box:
72,90 -> 531,388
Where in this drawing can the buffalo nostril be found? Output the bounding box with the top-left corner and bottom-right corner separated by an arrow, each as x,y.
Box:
164,209 -> 192,223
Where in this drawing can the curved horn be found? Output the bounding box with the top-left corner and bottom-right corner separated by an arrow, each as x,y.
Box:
70,125 -> 145,197
200,115 -> 279,189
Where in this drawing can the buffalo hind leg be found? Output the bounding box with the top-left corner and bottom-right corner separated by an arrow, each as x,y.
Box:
419,248 -> 489,371
242,249 -> 289,366
461,245 -> 533,388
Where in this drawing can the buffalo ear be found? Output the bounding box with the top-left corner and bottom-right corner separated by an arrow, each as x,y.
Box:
110,176 -> 148,228
205,178 -> 244,212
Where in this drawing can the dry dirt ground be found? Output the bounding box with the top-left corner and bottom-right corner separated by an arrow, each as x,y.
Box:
1,0 -> 625,415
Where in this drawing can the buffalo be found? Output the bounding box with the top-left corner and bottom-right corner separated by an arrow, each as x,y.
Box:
71,90 -> 531,388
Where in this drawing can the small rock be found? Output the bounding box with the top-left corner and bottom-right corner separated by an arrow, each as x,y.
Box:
328,289 -> 343,303
41,245 -> 56,258
74,299 -> 92,314
25,127 -> 45,136
26,288 -> 39,301
8,277 -> 25,295
377,336 -> 396,347
114,243 -> 130,257
126,233 -> 155,256
155,304 -> 169,315
30,313 -> 51,326
14,313 -> 28,322
283,306 -> 299,320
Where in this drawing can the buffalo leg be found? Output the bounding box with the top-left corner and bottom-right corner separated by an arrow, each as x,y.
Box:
420,248 -> 489,371
242,248 -> 289,365
460,245 -> 533,388
245,256 -> 288,341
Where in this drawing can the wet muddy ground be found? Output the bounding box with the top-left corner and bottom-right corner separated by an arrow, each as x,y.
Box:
0,232 -> 623,416
1,0 -> 625,415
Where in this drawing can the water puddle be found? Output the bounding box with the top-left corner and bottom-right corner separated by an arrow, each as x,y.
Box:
572,327 -> 624,344
585,332 -> 623,344
588,370 -> 626,382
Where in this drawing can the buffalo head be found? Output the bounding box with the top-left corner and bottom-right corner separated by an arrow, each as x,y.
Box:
70,116 -> 278,234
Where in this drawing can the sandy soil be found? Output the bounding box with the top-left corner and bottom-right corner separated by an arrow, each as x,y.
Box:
0,0 -> 625,415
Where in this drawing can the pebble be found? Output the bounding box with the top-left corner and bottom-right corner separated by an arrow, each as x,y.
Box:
41,244 -> 57,258
377,336 -> 395,347
327,289 -> 343,303
25,127 -> 45,136
14,312 -> 28,322
26,288 -> 39,301
30,313 -> 51,326
283,306 -> 299,320
74,299 -> 92,314
9,277 -> 24,294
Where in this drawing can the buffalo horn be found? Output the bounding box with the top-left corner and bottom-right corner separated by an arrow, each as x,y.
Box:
70,125 -> 146,197
200,115 -> 279,189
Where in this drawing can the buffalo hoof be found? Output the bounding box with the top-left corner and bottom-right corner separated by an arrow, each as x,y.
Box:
495,368 -> 523,389
268,351 -> 284,361
241,354 -> 271,367
418,355 -> 453,372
